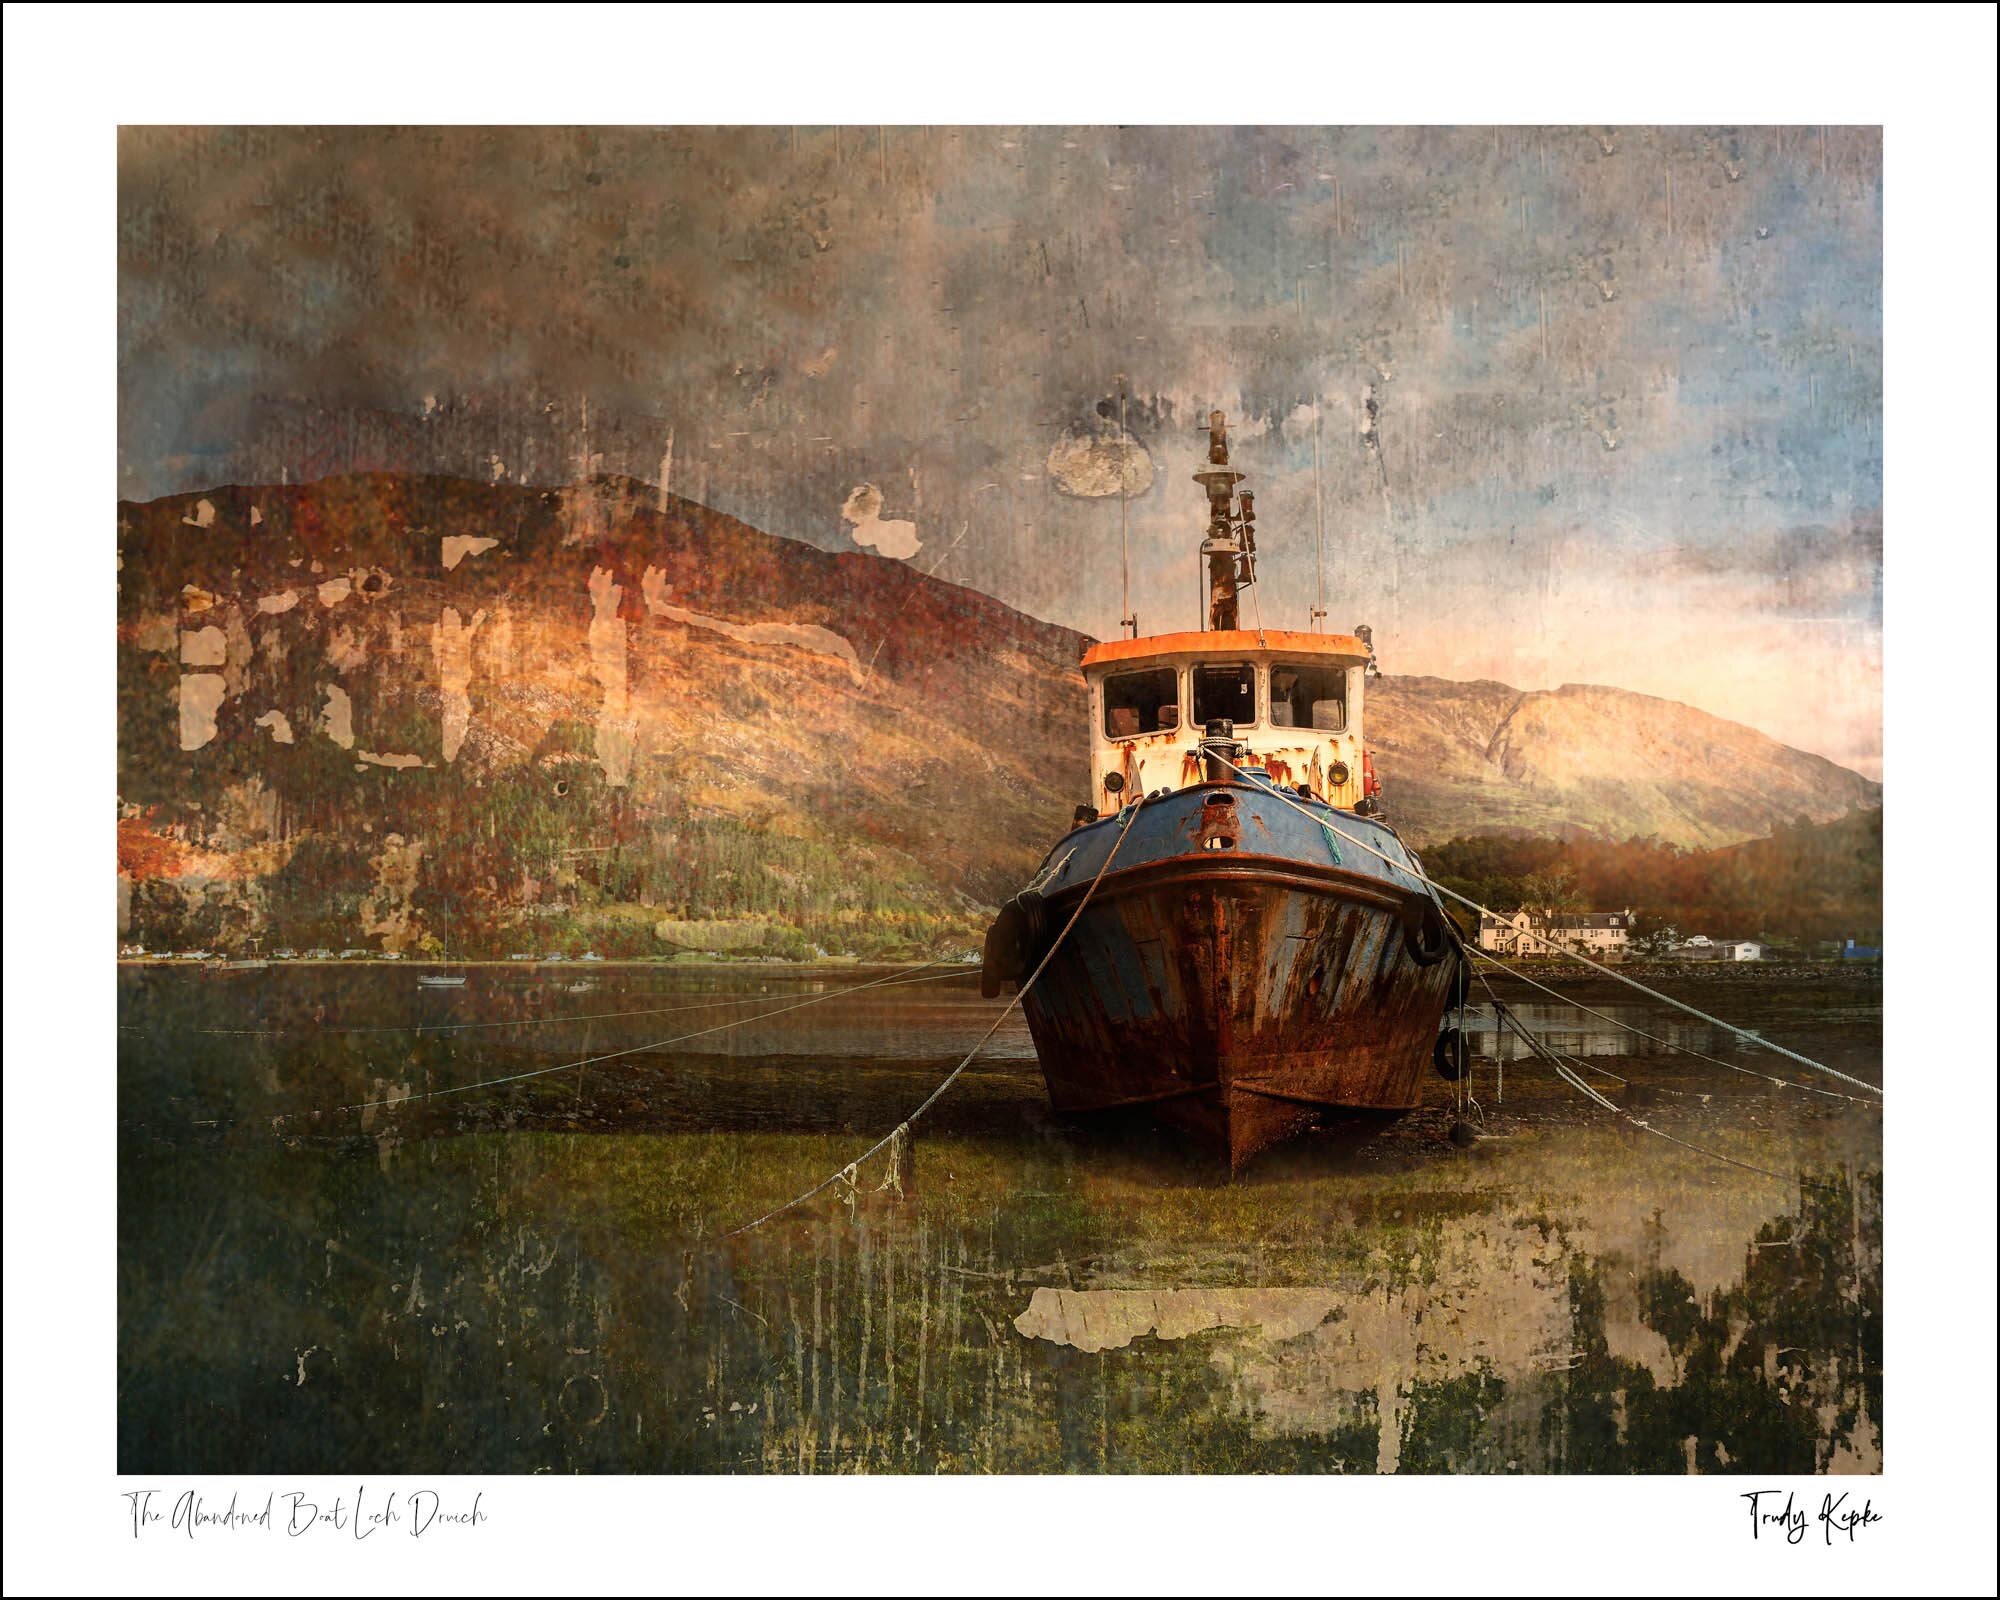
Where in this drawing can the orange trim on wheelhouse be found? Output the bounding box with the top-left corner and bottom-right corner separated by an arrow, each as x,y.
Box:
1081,628 -> 1368,667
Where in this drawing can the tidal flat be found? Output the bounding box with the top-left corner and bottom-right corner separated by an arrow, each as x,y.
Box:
119,963 -> 1881,1474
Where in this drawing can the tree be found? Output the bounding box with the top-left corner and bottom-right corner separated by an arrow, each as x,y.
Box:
1520,865 -> 1582,913
1629,911 -> 1679,954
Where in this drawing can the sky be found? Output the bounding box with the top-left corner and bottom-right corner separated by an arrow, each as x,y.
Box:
118,125 -> 1883,775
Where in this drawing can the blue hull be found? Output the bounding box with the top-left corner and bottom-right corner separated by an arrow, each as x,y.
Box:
985,776 -> 1462,1165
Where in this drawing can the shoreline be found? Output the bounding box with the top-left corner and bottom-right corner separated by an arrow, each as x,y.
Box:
115,956 -> 977,976
115,954 -> 1880,989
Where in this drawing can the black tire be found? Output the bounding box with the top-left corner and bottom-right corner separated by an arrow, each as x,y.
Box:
1402,895 -> 1451,966
1445,955 -> 1470,1011
1017,887 -> 1048,948
1434,1026 -> 1468,1081
979,904 -> 1023,999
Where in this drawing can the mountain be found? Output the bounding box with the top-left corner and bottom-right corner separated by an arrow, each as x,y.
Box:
115,474 -> 1879,957
1369,676 -> 1881,850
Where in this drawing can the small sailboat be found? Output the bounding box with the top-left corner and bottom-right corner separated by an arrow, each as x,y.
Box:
983,410 -> 1464,1167
418,905 -> 469,988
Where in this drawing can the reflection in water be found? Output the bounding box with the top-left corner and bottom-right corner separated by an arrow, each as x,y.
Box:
1461,1000 -> 1720,1062
118,966 -> 1881,1474
1013,1173 -> 1880,1474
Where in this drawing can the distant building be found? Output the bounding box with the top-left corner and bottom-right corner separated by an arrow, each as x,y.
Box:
1841,938 -> 1881,961
1477,908 -> 1634,959
1673,937 -> 1766,962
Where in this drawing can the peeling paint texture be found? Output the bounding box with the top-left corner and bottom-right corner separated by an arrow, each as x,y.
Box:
840,483 -> 919,559
586,566 -> 636,785
320,683 -> 355,749
1046,419 -> 1155,499
178,673 -> 226,749
432,606 -> 484,763
441,534 -> 501,571
1015,1288 -> 1339,1353
641,566 -> 860,680
179,625 -> 227,667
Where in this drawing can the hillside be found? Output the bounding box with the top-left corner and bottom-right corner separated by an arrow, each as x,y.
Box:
1421,807 -> 1883,948
116,473 -> 1087,958
1371,676 -> 1881,849
115,475 -> 1879,956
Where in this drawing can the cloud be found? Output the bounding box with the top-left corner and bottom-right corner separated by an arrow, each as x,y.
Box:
1658,514 -> 1883,620
116,126 -> 1881,760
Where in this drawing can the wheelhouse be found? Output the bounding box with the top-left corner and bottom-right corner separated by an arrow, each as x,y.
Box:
1081,628 -> 1373,815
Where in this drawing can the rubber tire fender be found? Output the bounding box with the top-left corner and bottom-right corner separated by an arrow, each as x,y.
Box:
1402,894 -> 1452,967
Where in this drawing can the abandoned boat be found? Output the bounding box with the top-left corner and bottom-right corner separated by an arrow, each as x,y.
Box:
982,411 -> 1464,1166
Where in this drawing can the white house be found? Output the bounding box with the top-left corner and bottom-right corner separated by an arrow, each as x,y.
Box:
1673,936 -> 1766,962
1477,908 -> 1634,959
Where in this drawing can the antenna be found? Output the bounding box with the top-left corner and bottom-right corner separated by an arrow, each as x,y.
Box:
1310,394 -> 1327,631
1118,381 -> 1137,638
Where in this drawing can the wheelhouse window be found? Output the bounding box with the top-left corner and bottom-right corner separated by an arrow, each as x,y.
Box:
1102,667 -> 1179,739
1192,663 -> 1257,730
1269,660 -> 1347,731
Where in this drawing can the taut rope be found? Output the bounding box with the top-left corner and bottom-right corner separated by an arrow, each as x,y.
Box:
280,964 -> 970,1121
1204,750 -> 1882,1103
715,792 -> 1151,1239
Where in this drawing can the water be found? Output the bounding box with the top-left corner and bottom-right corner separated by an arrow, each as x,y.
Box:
118,964 -> 1882,1474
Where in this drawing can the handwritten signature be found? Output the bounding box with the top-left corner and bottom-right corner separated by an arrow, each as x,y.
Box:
124,1488 -> 487,1541
1743,1489 -> 1882,1546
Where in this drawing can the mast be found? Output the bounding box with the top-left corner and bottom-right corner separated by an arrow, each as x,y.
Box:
1193,409 -> 1255,631
1119,382 -> 1137,638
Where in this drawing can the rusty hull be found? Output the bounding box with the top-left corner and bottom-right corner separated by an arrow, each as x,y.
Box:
1019,851 -> 1458,1168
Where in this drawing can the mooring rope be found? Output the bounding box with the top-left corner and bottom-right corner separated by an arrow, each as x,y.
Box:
1473,960 -> 1727,1105
1470,963 -> 1633,1088
279,962 -> 975,1120
1205,751 -> 1882,1102
142,966 -> 968,1040
714,792 -> 1151,1240
1488,991 -> 1836,1193
1469,948 -> 1882,1109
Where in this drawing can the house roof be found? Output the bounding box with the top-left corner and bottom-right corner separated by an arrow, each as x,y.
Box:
1480,910 -> 1630,929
